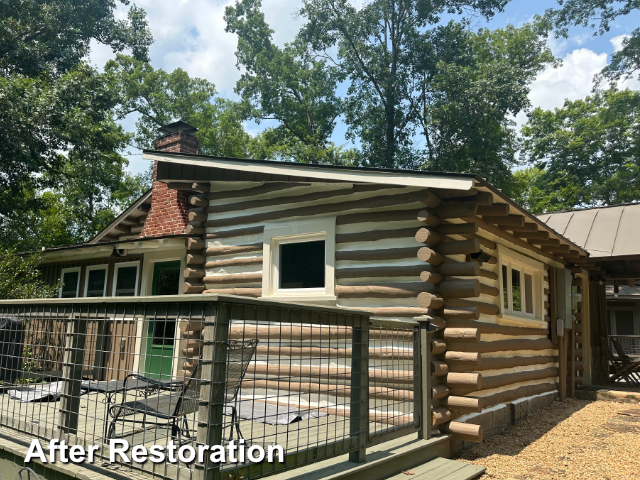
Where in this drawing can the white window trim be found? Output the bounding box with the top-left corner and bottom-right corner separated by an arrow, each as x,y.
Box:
497,245 -> 544,323
112,261 -> 140,297
59,267 -> 81,298
83,265 -> 108,297
262,217 -> 336,300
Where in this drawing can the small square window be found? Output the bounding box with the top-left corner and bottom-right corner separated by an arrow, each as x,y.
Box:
500,252 -> 542,321
279,240 -> 326,289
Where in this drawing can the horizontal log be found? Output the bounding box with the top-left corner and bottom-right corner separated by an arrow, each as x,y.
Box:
186,254 -> 206,265
477,204 -> 509,216
207,182 -> 309,201
432,361 -> 448,376
206,190 -> 430,228
247,364 -> 413,384
206,225 -> 265,239
420,270 -> 444,284
188,211 -> 207,222
205,256 -> 263,269
575,361 -> 584,372
338,209 -> 420,225
444,191 -> 492,205
416,210 -> 441,227
483,382 -> 558,410
444,328 -> 480,342
575,323 -> 583,334
445,319 -> 548,336
255,345 -> 414,360
417,247 -> 445,265
443,308 -> 480,320
203,288 -> 261,297
336,264 -> 427,279
483,215 -> 525,227
514,231 -> 549,241
479,269 -> 499,281
445,338 -> 553,353
337,227 -> 420,244
432,407 -> 452,426
446,299 -> 499,315
440,422 -> 484,443
432,384 -> 450,399
181,330 -> 202,340
444,396 -> 485,413
337,247 -> 419,261
415,228 -> 442,245
203,273 -> 262,284
437,239 -> 481,256
167,182 -> 196,191
446,372 -> 482,390
206,243 -> 262,256
179,320 -> 204,333
186,224 -> 205,235
438,279 -> 480,298
479,284 -> 499,296
184,267 -> 205,279
481,367 -> 559,391
182,346 -> 201,356
423,191 -> 442,208
449,355 -> 558,372
230,325 -> 351,341
349,306 -> 430,317
189,194 -> 208,207
477,236 -> 497,250
434,202 -> 478,219
183,282 -> 205,294
432,339 -> 447,355
444,351 -> 481,365
187,238 -> 205,250
438,262 -> 480,277
437,223 -> 478,236
417,292 -> 446,309
336,283 -> 428,298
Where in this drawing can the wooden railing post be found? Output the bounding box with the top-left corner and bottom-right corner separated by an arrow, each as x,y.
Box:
196,301 -> 230,480
417,318 -> 432,440
58,307 -> 88,438
349,314 -> 369,463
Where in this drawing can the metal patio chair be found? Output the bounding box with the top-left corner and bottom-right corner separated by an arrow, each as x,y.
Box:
106,339 -> 258,441
612,337 -> 640,383
601,337 -> 640,387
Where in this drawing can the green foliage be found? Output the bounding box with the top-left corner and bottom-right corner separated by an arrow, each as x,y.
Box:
0,251 -> 58,299
547,0 -> 640,82
519,87 -> 640,211
106,54 -> 254,158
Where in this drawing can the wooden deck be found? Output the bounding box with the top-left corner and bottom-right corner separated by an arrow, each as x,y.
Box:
385,458 -> 484,480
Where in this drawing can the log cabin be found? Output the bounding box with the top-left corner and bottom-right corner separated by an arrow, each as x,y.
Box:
29,121 -> 614,449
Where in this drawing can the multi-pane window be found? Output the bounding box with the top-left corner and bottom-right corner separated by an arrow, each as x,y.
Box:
85,266 -> 107,297
501,259 -> 541,320
59,267 -> 80,298
113,262 -> 139,296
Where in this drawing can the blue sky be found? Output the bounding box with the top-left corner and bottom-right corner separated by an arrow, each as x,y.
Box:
89,0 -> 640,175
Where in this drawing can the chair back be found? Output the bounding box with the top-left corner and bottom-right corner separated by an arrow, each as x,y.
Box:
612,338 -> 631,360
175,359 -> 202,416
225,339 -> 258,403
601,337 -> 617,362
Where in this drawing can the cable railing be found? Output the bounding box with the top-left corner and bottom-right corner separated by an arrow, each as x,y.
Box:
0,296 -> 431,480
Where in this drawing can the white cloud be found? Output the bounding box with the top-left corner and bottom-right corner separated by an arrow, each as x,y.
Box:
611,34 -> 629,52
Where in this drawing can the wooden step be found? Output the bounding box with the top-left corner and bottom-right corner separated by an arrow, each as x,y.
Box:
385,457 -> 485,480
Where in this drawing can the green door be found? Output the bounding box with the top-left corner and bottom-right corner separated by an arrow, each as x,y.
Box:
144,261 -> 181,379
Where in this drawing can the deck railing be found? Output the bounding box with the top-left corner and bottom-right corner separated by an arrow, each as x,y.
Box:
608,335 -> 640,358
0,296 -> 431,480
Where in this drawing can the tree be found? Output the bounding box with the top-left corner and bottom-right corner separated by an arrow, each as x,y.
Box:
106,54 -> 254,158
547,0 -> 640,82
299,0 -> 511,169
519,87 -> 640,211
0,251 -> 58,299
225,0 -> 348,164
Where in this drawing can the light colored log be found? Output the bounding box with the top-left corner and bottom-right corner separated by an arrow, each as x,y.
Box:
206,182 -> 308,201
349,307 -> 430,317
477,204 -> 509,216
255,345 -> 413,360
481,367 -> 559,391
438,223 -> 478,236
189,194 -> 208,207
183,282 -> 205,294
188,211 -> 207,222
483,215 -> 525,227
422,191 -> 442,208
191,182 -> 210,193
187,238 -> 205,249
432,408 -> 452,426
203,288 -> 261,297
247,364 -> 413,384
444,351 -> 481,365
420,270 -> 444,284
441,422 -> 483,442
432,361 -> 448,376
206,243 -> 262,256
438,262 -> 480,277
435,202 -> 478,219
417,247 -> 445,265
432,339 -> 447,355
337,247 -> 419,261
417,292 -> 446,309
482,383 -> 558,409
448,355 -> 558,372
230,325 -> 352,341
205,256 -> 263,269
445,319 -> 548,336
432,384 -> 450,399
443,307 -> 479,320
337,227 -> 420,244
444,396 -> 485,413
446,372 -> 482,390
186,224 -> 205,235
446,299 -> 499,315
444,328 -> 480,342
179,321 -> 204,333
181,330 -> 202,340
336,264 -> 427,279
417,209 -> 441,227
426,316 -> 446,330
203,273 -> 262,284
338,209 -> 419,225
438,279 -> 480,298
336,283 -> 428,298
182,346 -> 201,356
206,225 -> 264,239
445,338 -> 553,353
186,254 -> 206,265
438,239 -> 481,256
184,267 -> 205,279
415,228 -> 442,245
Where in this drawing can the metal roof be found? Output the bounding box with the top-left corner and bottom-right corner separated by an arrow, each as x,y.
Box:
538,203 -> 640,258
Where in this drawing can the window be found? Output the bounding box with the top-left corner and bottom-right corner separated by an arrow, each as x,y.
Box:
609,308 -> 636,335
262,218 -> 335,298
84,265 -> 107,297
112,262 -> 140,297
499,247 -> 543,321
59,267 -> 80,298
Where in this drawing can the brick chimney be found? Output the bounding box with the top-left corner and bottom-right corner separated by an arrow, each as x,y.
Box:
140,121 -> 199,238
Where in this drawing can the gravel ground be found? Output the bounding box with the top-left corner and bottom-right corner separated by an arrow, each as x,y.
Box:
458,399 -> 640,480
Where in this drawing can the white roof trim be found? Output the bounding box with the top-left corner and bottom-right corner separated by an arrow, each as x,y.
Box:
142,153 -> 475,191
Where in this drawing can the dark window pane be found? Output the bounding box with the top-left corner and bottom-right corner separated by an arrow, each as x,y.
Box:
152,320 -> 176,346
61,271 -> 79,298
280,240 -> 325,289
512,268 -> 521,311
525,273 -> 533,314
115,266 -> 137,296
502,265 -> 508,309
157,268 -> 180,295
87,268 -> 106,297
615,310 -> 635,336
